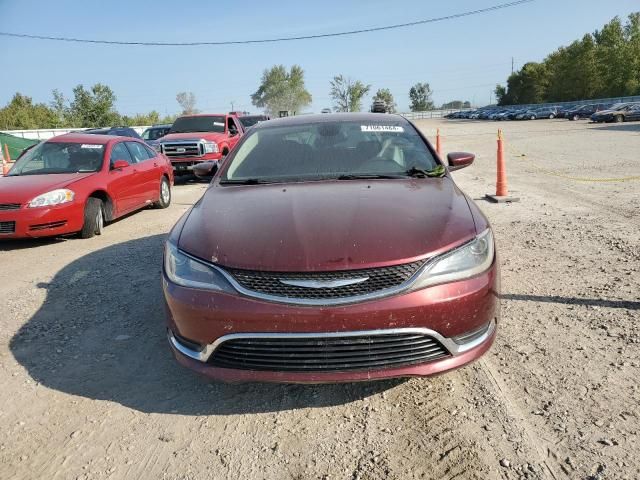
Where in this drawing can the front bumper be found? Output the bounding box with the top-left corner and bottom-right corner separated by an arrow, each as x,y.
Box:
163,261 -> 500,383
0,202 -> 84,239
169,153 -> 222,174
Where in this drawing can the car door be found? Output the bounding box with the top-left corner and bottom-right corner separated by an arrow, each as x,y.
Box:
125,141 -> 157,207
107,141 -> 140,215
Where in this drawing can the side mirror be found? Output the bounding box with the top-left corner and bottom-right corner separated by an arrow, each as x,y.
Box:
447,152 -> 475,171
193,161 -> 219,179
229,129 -> 238,137
112,159 -> 130,170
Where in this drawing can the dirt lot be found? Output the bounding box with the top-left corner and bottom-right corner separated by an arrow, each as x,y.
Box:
0,118 -> 638,480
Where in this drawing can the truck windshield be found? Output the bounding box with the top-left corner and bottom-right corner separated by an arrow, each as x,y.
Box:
8,142 -> 105,176
170,116 -> 226,134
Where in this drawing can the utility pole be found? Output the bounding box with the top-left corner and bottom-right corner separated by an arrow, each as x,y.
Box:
511,57 -> 514,74
230,101 -> 235,112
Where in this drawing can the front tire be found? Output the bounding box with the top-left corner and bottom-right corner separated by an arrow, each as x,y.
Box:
154,177 -> 171,209
80,197 -> 104,239
614,115 -> 624,123
572,114 -> 579,121
549,114 -> 555,119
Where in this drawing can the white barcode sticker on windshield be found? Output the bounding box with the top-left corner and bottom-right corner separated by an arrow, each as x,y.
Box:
361,125 -> 404,132
213,122 -> 225,127
80,144 -> 102,149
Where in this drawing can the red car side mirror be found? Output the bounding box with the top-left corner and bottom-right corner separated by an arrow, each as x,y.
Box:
112,159 -> 130,170
447,152 -> 475,171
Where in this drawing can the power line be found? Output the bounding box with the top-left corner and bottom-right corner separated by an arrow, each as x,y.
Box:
0,0 -> 534,47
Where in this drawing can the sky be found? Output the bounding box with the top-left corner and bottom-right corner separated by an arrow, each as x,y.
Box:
1,0 -> 639,116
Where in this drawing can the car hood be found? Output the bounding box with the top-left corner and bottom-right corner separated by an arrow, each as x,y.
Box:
0,173 -> 96,204
592,109 -> 617,116
178,178 -> 477,272
160,132 -> 227,143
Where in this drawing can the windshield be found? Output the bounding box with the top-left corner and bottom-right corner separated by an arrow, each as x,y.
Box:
222,120 -> 438,183
143,127 -> 169,140
169,116 -> 226,134
8,141 -> 105,176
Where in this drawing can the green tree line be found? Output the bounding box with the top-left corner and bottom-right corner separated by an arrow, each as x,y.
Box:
0,84 -> 177,130
496,13 -> 640,105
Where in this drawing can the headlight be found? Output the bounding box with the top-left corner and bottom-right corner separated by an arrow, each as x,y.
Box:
410,229 -> 494,290
202,141 -> 219,154
28,189 -> 75,208
164,241 -> 233,292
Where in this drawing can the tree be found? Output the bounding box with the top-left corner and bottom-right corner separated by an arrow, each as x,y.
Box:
372,88 -> 396,113
50,89 -> 69,127
0,93 -> 58,130
441,100 -> 470,109
329,75 -> 371,112
409,83 -> 434,111
251,65 -> 312,115
68,83 -> 120,127
176,92 -> 198,115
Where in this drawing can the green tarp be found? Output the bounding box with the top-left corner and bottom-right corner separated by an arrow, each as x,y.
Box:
0,132 -> 39,161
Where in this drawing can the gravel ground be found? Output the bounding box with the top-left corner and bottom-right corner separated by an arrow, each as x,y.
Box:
0,118 -> 638,480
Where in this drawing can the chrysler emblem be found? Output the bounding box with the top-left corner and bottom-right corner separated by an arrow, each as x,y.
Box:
279,277 -> 369,289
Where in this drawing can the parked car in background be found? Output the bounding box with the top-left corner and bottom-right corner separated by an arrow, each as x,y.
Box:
590,103 -> 640,123
163,113 -> 498,382
142,124 -> 172,150
159,114 -> 245,176
0,133 -> 173,239
84,126 -> 142,139
238,115 -> 270,130
321,108 -> 332,114
566,103 -> 611,121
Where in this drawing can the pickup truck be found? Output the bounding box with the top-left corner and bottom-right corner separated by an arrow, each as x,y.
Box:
159,113 -> 244,176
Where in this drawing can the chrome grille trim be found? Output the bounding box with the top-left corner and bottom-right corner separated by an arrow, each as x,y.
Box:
161,140 -> 204,158
167,320 -> 496,367
225,261 -> 426,303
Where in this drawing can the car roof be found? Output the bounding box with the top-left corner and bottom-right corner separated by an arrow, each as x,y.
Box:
253,112 -> 409,129
50,133 -> 137,144
177,113 -> 227,118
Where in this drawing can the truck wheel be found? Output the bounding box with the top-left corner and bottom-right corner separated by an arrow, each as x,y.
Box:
222,148 -> 229,158
154,177 -> 171,209
79,197 -> 104,239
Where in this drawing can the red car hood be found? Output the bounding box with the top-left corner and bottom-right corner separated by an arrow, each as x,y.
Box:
0,173 -> 96,205
161,132 -> 227,142
178,178 -> 476,272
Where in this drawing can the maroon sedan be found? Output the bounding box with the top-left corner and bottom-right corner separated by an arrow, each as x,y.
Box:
0,133 -> 173,239
163,113 -> 498,383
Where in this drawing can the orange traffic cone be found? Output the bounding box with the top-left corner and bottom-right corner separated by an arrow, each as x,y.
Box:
436,128 -> 442,155
486,129 -> 519,203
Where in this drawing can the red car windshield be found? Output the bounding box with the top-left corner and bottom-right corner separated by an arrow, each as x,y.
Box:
169,116 -> 226,134
223,120 -> 438,183
8,142 -> 105,176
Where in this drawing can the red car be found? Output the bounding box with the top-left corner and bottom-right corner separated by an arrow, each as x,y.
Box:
0,133 -> 173,239
159,114 -> 244,176
163,113 -> 498,383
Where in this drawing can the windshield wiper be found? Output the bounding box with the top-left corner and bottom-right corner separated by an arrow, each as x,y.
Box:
219,178 -> 272,185
336,174 -> 404,180
405,165 -> 446,178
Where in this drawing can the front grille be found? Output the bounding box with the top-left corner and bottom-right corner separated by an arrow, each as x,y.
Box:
162,142 -> 202,158
226,261 -> 425,300
209,332 -> 450,372
29,220 -> 67,231
0,221 -> 16,234
0,203 -> 21,211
